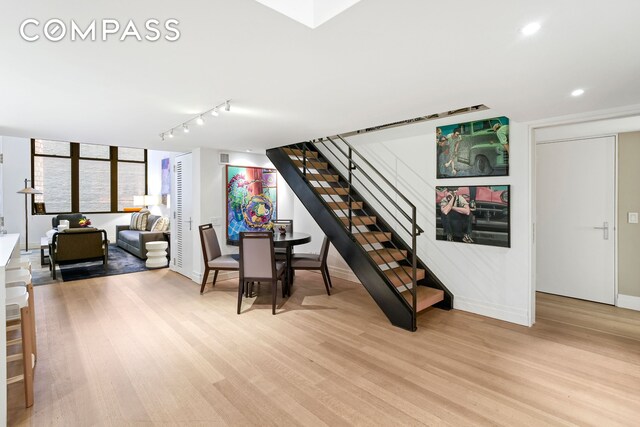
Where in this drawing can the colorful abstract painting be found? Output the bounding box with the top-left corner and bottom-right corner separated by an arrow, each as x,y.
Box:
161,157 -> 170,205
226,165 -> 277,242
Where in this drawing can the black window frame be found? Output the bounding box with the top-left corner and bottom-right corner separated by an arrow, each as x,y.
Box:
31,139 -> 148,214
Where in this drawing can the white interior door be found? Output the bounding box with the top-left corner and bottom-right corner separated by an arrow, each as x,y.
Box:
536,136 -> 616,304
172,153 -> 193,278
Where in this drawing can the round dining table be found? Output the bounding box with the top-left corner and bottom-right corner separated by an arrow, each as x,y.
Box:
272,232 -> 311,296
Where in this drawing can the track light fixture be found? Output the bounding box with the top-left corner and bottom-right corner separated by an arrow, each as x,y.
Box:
159,99 -> 231,141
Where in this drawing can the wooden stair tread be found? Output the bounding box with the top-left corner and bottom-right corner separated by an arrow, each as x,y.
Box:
316,187 -> 349,196
283,148 -> 319,158
293,159 -> 328,169
305,173 -> 339,182
340,216 -> 376,226
401,287 -> 444,312
367,248 -> 407,264
354,232 -> 392,245
326,201 -> 364,211
384,266 -> 426,288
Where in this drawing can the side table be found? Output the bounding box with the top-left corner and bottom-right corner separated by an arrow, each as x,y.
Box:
40,237 -> 50,266
146,241 -> 168,269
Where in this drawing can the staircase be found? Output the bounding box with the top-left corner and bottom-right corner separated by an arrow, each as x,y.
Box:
267,136 -> 453,331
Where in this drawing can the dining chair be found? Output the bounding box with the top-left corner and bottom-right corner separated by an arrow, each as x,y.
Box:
238,232 -> 286,315
199,224 -> 239,294
291,236 -> 332,295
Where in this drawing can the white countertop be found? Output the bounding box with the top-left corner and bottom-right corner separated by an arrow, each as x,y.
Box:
0,234 -> 19,268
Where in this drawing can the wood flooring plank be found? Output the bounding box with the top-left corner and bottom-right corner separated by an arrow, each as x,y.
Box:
8,267 -> 640,426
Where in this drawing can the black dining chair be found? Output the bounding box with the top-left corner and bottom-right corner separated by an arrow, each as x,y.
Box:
238,232 -> 287,315
290,236 -> 332,295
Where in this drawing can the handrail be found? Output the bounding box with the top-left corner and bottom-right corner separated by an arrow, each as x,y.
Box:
316,139 -> 415,237
285,136 -> 421,330
336,135 -> 424,234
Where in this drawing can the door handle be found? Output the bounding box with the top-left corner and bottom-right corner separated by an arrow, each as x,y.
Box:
593,222 -> 609,240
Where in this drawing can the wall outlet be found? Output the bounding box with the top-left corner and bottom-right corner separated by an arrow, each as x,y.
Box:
629,212 -> 638,224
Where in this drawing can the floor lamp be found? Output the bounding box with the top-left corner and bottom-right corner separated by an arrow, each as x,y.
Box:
17,178 -> 42,254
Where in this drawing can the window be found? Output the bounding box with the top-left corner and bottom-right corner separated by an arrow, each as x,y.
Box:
32,139 -> 147,214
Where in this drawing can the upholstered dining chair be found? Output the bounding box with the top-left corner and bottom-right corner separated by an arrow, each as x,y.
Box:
238,232 -> 286,315
199,224 -> 239,294
290,236 -> 332,295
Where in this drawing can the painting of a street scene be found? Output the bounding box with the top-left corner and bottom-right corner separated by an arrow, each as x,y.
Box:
436,116 -> 509,178
436,185 -> 510,248
226,165 -> 277,243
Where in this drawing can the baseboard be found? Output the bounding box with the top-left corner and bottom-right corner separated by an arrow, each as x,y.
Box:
327,265 -> 360,284
454,296 -> 531,326
617,294 -> 640,311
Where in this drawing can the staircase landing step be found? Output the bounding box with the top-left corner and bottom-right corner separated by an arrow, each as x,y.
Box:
384,266 -> 425,288
283,148 -> 318,158
306,173 -> 339,182
401,287 -> 444,312
316,187 -> 349,196
341,215 -> 376,226
293,159 -> 328,169
354,231 -> 392,245
326,201 -> 364,211
367,248 -> 406,264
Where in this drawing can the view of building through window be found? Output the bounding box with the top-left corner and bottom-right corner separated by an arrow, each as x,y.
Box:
32,139 -> 146,214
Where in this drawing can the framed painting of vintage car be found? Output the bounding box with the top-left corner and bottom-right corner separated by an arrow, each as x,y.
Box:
436,116 -> 509,178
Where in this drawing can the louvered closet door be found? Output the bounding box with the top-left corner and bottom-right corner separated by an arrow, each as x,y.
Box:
172,153 -> 193,278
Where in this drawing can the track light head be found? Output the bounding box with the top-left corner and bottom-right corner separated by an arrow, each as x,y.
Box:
169,129 -> 174,138
211,108 -> 219,117
161,133 -> 165,141
224,100 -> 231,112
183,124 -> 189,133
196,115 -> 204,125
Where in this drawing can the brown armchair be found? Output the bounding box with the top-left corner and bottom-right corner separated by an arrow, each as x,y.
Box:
50,228 -> 109,279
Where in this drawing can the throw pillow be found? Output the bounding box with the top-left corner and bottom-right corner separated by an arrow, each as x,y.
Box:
130,209 -> 150,231
150,216 -> 170,232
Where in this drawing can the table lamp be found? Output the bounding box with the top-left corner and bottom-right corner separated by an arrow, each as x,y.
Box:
17,178 -> 42,254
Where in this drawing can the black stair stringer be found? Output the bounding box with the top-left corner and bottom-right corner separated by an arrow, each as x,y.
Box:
267,147 -> 415,331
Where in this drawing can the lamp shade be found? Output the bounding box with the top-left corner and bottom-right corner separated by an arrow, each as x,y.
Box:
17,187 -> 42,195
144,195 -> 161,206
133,195 -> 145,207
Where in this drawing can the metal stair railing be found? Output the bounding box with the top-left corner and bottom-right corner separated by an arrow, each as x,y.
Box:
288,142 -> 412,299
283,139 -> 423,325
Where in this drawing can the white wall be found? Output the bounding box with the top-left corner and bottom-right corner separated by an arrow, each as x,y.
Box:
331,110 -> 533,326
0,136 -> 177,248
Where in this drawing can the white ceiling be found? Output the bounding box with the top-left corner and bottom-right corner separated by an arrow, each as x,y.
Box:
1,0 -> 640,153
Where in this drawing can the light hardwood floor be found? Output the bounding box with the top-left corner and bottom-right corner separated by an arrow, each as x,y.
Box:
7,270 -> 640,426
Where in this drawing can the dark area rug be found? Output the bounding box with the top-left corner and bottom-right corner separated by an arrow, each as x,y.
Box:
32,244 -> 165,286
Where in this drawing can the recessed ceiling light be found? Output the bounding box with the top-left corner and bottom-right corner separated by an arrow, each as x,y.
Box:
571,88 -> 585,97
521,22 -> 541,36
